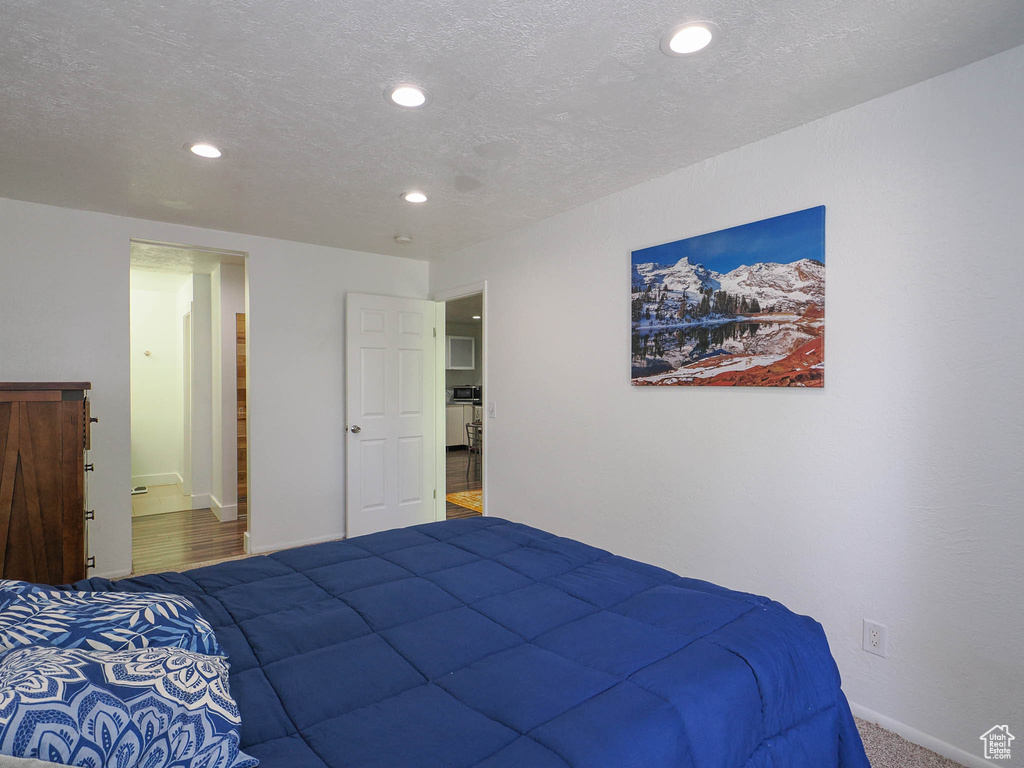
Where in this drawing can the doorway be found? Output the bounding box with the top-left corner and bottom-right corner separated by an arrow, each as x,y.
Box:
441,292 -> 484,519
342,288 -> 485,535
128,240 -> 250,574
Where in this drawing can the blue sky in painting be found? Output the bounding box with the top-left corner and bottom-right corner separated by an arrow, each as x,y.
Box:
631,206 -> 825,272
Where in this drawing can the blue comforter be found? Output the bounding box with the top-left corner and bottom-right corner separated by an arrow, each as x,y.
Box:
74,517 -> 868,768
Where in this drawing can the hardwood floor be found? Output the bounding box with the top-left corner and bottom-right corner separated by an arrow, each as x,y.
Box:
133,450 -> 475,574
132,508 -> 246,575
446,447 -> 483,519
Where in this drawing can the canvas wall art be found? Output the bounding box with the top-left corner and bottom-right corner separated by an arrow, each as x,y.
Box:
631,206 -> 825,387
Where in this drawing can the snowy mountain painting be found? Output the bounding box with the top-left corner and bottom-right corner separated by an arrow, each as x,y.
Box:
631,206 -> 825,387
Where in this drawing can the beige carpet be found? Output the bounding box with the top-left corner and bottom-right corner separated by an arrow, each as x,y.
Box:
857,719 -> 966,767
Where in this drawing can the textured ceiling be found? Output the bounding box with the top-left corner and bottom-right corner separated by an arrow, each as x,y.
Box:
130,240 -> 246,274
2,1 -> 1023,261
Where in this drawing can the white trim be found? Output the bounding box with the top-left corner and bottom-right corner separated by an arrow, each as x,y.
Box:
241,271 -> 251,556
190,493 -> 211,510
182,310 -> 193,497
243,531 -> 251,554
434,303 -> 447,521
249,530 -> 343,554
432,281 -> 486,303
131,473 -> 180,488
849,702 -> 990,768
129,237 -> 248,261
209,494 -> 238,522
431,280 -> 488,518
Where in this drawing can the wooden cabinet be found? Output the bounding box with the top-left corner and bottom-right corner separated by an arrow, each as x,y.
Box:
0,383 -> 91,584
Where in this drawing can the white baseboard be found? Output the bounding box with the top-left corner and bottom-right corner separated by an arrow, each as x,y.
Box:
849,702 -> 990,768
190,494 -> 211,510
250,530 -> 344,554
131,473 -> 180,488
243,531 -> 251,554
209,495 -> 237,522
92,566 -> 133,580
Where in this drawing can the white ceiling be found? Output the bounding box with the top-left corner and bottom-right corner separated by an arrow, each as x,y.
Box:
2,1 -> 1023,261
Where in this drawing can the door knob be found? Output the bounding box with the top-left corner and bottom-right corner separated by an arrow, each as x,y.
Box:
350,425 -> 361,434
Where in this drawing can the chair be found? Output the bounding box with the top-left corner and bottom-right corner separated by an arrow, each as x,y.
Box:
465,422 -> 482,480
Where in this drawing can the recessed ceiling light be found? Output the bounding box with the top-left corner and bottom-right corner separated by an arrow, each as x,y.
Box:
386,84 -> 431,108
661,21 -> 719,56
403,191 -> 428,203
394,235 -> 413,244
472,315 -> 481,320
189,142 -> 222,158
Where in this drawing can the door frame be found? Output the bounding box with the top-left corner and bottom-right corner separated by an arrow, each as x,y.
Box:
431,281 -> 488,519
182,310 -> 193,496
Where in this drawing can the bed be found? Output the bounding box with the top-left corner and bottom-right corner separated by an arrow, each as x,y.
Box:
69,516 -> 869,768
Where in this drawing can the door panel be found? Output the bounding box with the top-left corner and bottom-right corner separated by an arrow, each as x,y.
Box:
25,403 -> 64,578
359,348 -> 386,417
359,439 -> 387,511
398,311 -> 423,336
360,308 -> 386,334
346,294 -> 437,537
397,349 -> 423,416
397,436 -> 423,505
0,401 -> 67,583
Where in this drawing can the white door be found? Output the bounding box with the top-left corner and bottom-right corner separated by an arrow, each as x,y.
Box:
346,293 -> 438,537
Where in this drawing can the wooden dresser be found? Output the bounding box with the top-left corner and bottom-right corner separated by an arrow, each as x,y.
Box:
0,382 -> 91,584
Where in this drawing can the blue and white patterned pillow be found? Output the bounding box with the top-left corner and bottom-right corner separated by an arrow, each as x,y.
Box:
0,645 -> 257,767
0,584 -> 222,657
0,581 -> 46,613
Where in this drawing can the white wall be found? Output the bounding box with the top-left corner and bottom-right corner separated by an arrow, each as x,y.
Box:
431,46 -> 1024,766
129,270 -> 188,485
210,263 -> 245,519
245,243 -> 429,551
0,205 -> 131,577
175,276 -> 193,495
190,274 -> 213,507
0,201 -> 428,577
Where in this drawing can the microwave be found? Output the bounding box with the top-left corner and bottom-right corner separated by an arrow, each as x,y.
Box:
452,386 -> 481,402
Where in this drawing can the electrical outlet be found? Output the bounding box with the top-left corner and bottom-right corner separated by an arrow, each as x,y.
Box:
862,620 -> 889,658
